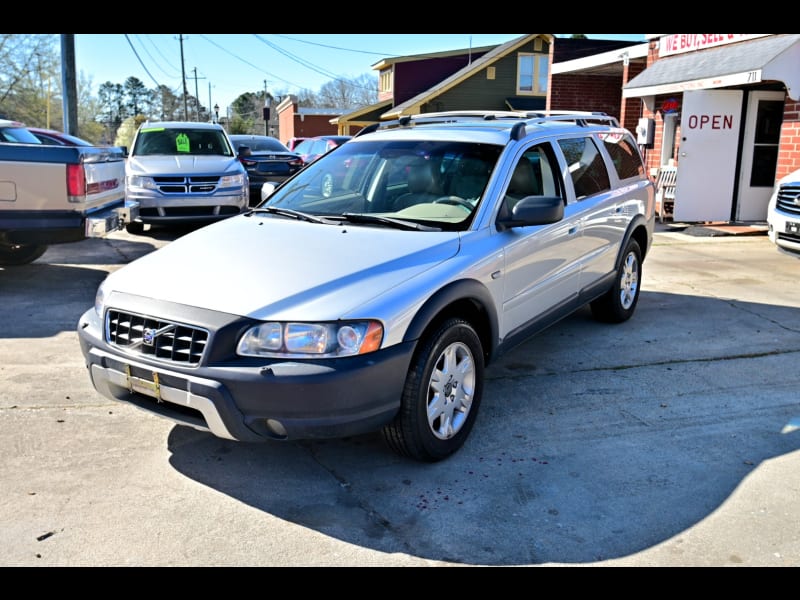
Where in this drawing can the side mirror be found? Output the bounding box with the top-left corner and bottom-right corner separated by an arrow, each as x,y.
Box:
496,196 -> 564,231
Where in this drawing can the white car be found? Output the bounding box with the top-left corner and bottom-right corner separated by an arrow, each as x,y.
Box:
766,167 -> 800,254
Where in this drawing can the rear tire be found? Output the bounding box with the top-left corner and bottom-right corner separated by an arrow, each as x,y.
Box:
590,238 -> 641,323
382,318 -> 484,462
0,243 -> 47,266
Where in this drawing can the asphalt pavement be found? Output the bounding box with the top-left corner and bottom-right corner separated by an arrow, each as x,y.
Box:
1,223 -> 798,567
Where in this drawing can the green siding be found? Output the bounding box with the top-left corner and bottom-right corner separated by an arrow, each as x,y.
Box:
421,40 -> 548,113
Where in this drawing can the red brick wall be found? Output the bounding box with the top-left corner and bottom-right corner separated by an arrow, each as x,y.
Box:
777,99 -> 800,180
550,74 -> 623,119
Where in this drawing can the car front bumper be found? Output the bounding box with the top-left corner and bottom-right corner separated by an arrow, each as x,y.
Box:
77,306 -> 414,443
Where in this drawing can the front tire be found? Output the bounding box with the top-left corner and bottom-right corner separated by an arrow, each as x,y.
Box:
0,243 -> 47,266
590,238 -> 642,323
382,318 -> 484,462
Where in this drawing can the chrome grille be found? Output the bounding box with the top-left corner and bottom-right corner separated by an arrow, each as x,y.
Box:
106,310 -> 208,365
153,176 -> 221,194
776,183 -> 800,217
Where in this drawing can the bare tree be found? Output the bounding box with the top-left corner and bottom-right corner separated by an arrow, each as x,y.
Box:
0,34 -> 60,125
316,74 -> 377,110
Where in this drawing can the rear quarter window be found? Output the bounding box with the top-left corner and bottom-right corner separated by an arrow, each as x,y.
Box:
600,132 -> 645,180
557,136 -> 611,200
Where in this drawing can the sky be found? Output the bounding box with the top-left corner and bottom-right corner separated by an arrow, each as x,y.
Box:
73,34 -> 646,115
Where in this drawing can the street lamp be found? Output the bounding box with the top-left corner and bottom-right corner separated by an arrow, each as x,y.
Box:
213,104 -> 219,124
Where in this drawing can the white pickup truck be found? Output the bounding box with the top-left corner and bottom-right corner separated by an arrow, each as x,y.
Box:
0,124 -> 138,266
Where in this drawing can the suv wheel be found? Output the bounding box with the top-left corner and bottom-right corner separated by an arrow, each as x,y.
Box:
382,317 -> 484,462
590,238 -> 642,323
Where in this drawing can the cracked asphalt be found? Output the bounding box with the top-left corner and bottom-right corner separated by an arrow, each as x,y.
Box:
1,224 -> 799,566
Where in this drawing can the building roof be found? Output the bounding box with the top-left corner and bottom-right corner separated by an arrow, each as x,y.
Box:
624,34 -> 800,100
382,34 -> 553,120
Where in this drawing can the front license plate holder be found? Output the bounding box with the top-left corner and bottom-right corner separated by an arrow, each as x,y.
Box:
786,221 -> 800,234
125,364 -> 162,402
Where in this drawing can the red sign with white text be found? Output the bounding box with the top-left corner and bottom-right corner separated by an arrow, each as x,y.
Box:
659,34 -> 769,57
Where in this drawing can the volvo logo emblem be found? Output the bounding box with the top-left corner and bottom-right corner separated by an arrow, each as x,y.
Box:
143,328 -> 157,346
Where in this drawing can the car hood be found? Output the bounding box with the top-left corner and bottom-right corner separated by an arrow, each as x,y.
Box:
105,214 -> 460,320
126,154 -> 241,175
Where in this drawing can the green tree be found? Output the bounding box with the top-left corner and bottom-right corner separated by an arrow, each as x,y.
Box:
123,76 -> 150,117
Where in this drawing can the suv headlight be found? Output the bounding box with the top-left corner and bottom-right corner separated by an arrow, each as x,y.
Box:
237,320 -> 383,358
220,173 -> 246,188
94,279 -> 109,317
127,175 -> 157,189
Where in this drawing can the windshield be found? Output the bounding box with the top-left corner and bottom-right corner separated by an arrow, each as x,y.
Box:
260,138 -> 502,231
133,127 -> 234,157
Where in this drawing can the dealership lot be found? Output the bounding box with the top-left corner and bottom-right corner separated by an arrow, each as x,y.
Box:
1,224 -> 798,566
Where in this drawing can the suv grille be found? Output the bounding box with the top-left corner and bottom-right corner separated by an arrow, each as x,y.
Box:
153,176 -> 221,194
106,310 -> 208,365
776,183 -> 800,217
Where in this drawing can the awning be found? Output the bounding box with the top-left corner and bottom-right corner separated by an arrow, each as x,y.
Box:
623,34 -> 800,101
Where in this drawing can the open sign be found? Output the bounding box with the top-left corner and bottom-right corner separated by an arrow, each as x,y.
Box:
662,98 -> 679,113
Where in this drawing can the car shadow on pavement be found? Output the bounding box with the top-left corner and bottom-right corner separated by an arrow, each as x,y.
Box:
0,236 -> 162,338
163,291 -> 800,566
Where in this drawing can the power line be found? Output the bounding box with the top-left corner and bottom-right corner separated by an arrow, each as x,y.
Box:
139,34 -> 181,78
123,34 -> 163,89
271,33 -> 398,57
198,34 -> 303,89
252,35 -> 377,92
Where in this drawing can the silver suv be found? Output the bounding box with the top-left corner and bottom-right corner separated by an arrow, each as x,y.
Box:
78,110 -> 655,462
124,121 -> 248,234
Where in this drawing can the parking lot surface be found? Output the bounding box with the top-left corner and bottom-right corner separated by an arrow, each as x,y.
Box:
1,224 -> 798,566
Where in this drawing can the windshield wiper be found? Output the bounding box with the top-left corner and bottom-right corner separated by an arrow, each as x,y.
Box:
339,213 -> 441,231
248,206 -> 337,225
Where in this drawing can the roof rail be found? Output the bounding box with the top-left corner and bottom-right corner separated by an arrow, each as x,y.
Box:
522,111 -> 620,128
369,109 -> 620,135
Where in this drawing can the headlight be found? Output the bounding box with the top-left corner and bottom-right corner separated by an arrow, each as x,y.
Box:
237,320 -> 383,358
126,175 -> 157,189
94,279 -> 108,317
220,173 -> 246,187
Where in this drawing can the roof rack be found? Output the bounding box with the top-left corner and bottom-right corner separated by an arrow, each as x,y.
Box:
366,110 -> 620,140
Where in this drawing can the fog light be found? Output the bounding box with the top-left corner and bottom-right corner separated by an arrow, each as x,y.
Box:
266,418 -> 287,438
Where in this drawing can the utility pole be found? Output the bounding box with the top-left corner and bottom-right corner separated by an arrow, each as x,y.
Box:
190,68 -> 206,121
179,34 -> 189,121
263,79 -> 270,135
60,35 -> 78,136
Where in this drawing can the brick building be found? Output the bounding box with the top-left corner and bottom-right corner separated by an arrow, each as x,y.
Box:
554,34 -> 800,222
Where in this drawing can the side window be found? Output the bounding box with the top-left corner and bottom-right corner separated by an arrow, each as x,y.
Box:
557,136 -> 611,200
501,143 -> 562,217
600,132 -> 645,180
